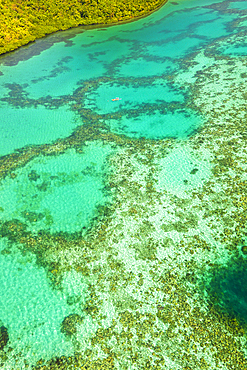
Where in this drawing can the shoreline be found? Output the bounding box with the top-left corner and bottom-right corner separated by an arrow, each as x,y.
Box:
0,0 -> 168,58
73,0 -> 169,30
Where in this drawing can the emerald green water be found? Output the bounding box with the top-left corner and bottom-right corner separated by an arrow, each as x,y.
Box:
0,238 -> 88,365
229,1 -> 247,9
0,104 -> 80,157
0,142 -> 114,234
0,0 -> 247,368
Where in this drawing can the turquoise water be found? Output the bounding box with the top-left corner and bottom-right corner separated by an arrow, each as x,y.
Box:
0,0 -> 237,149
228,1 -> 247,9
106,109 -> 201,139
0,239 -> 84,367
0,104 -> 80,157
84,80 -> 185,113
220,42 -> 247,56
155,145 -> 212,197
0,0 -> 247,368
0,142 -> 114,234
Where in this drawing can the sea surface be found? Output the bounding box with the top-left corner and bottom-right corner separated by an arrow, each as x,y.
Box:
0,0 -> 247,369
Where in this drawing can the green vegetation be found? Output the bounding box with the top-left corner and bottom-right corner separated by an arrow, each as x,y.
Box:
0,0 -> 166,55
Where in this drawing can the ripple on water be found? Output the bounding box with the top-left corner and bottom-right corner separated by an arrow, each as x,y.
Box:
155,145 -> 212,198
0,238 -> 92,369
0,103 -> 81,157
106,110 -> 201,140
0,0 -> 246,367
0,141 -> 114,234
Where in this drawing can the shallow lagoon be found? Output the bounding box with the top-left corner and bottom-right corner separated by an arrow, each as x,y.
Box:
0,142 -> 114,234
0,0 -> 247,369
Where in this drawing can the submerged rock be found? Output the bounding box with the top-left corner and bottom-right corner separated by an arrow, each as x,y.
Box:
241,245 -> 247,255
0,326 -> 9,350
60,314 -> 83,337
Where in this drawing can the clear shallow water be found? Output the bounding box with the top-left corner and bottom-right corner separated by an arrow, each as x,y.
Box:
0,238 -> 93,368
0,0 -> 247,369
0,239 -> 79,365
228,1 -> 247,9
0,0 -> 238,152
0,104 -> 80,157
84,80 -> 185,114
0,142 -> 114,234
106,109 -> 201,139
155,145 -> 213,198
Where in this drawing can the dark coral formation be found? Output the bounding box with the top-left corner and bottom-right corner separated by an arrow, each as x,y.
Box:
1,1 -> 247,369
0,326 -> 9,350
60,314 -> 83,337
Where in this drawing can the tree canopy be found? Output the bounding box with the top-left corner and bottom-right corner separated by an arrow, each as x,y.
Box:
0,0 -> 166,55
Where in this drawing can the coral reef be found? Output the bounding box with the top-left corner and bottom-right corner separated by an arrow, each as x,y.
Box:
0,326 -> 9,350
